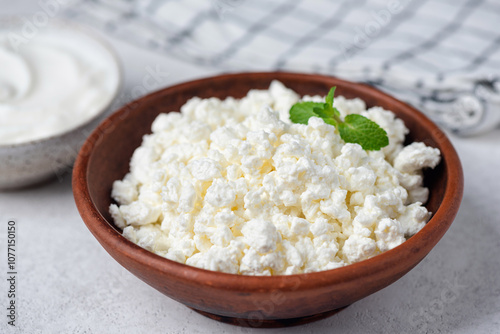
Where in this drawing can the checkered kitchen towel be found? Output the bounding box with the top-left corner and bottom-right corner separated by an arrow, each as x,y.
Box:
64,0 -> 500,136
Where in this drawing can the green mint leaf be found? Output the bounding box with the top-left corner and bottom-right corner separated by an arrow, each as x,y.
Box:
288,86 -> 389,151
337,114 -> 389,150
331,105 -> 341,117
313,107 -> 338,126
289,102 -> 324,124
325,88 -> 341,117
325,104 -> 341,118
314,103 -> 336,118
313,106 -> 333,119
323,117 -> 337,126
326,87 -> 335,107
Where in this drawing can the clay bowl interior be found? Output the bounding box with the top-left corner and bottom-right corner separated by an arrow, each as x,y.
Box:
73,72 -> 463,328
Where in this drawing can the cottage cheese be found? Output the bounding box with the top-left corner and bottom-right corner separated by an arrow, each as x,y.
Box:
110,81 -> 441,275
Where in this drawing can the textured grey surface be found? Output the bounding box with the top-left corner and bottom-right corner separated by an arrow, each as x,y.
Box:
1,1 -> 500,332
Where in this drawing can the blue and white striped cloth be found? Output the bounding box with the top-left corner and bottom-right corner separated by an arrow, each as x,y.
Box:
64,0 -> 500,136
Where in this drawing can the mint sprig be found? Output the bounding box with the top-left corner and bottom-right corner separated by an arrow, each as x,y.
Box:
289,87 -> 389,151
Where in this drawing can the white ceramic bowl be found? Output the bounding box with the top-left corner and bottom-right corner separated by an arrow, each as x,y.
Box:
0,18 -> 122,189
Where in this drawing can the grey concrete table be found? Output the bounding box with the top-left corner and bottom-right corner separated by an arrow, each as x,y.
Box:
1,2 -> 500,333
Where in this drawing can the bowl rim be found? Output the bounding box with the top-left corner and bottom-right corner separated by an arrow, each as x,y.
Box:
73,71 -> 464,291
0,16 -> 123,148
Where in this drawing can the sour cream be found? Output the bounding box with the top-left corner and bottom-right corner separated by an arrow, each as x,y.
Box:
0,23 -> 120,145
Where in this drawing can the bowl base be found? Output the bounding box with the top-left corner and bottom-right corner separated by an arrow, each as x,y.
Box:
191,305 -> 349,328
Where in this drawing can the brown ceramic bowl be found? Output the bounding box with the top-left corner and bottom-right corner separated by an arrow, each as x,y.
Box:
73,72 -> 463,328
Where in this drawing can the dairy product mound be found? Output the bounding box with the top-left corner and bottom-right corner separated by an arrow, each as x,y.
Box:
109,81 -> 440,276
